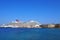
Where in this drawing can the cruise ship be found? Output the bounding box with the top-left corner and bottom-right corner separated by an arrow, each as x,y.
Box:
0,19 -> 41,28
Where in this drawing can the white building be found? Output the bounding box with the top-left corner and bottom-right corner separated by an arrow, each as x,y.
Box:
48,24 -> 55,28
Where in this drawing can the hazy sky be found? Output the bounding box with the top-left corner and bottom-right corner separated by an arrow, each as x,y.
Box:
0,0 -> 60,24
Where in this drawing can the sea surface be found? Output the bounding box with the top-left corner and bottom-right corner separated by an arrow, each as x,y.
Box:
0,28 -> 60,40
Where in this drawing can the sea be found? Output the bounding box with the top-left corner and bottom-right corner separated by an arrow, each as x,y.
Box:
0,28 -> 60,40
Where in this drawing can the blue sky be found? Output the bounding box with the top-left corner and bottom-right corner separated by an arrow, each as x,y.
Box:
0,0 -> 60,24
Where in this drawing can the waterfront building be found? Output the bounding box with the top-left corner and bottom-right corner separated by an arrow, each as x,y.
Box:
47,24 -> 55,28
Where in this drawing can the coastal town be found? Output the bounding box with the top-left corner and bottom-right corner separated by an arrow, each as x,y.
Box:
0,19 -> 60,28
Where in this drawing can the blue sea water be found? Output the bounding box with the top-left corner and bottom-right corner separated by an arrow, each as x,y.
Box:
0,28 -> 60,40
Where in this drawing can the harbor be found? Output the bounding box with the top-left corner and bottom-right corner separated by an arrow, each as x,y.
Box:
0,19 -> 60,28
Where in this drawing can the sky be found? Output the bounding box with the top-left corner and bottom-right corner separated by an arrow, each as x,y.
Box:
0,0 -> 60,24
